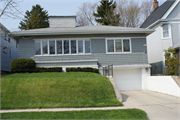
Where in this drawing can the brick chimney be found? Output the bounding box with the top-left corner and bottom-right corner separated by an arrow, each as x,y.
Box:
153,0 -> 159,10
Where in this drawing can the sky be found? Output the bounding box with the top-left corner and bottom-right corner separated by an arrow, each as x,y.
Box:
0,0 -> 167,32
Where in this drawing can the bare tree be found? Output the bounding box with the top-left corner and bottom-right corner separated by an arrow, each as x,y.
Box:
0,0 -> 23,19
76,2 -> 97,26
116,0 -> 141,27
140,0 -> 153,21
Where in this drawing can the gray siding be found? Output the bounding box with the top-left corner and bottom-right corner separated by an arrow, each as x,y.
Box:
171,23 -> 180,48
167,2 -> 180,19
19,37 -> 148,68
131,38 -> 147,53
33,53 -> 148,68
19,39 -> 35,58
91,38 -> 106,54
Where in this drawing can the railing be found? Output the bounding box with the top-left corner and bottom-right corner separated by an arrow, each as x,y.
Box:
103,65 -> 113,77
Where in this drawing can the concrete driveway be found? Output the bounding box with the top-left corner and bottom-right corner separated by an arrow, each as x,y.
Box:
121,90 -> 180,120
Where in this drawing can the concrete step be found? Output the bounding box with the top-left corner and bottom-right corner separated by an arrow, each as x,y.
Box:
171,76 -> 180,88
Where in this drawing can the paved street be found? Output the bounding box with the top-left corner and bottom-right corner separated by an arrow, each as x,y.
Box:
121,90 -> 180,120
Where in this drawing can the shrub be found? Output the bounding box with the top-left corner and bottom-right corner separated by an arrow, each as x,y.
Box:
66,67 -> 99,73
164,47 -> 179,75
10,58 -> 36,73
35,67 -> 62,72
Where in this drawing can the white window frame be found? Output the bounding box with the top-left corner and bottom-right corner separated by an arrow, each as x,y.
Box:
161,24 -> 171,39
34,38 -> 91,56
106,38 -> 132,54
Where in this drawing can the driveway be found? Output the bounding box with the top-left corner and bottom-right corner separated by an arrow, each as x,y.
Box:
121,90 -> 180,120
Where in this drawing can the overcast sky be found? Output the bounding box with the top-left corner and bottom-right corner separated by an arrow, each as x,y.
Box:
1,0 -> 167,32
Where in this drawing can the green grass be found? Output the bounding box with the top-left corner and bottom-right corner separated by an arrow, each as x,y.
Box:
1,72 -> 123,109
1,109 -> 148,119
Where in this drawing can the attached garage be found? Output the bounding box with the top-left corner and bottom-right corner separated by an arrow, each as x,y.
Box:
113,68 -> 142,91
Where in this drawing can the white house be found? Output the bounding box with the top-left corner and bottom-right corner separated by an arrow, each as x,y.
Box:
140,0 -> 180,75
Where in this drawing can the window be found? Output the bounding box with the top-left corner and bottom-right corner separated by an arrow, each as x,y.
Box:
85,40 -> 91,53
78,40 -> 83,53
115,39 -> 122,52
42,41 -> 48,54
64,40 -> 69,54
8,37 -> 10,43
35,41 -> 41,55
57,40 -> 62,54
49,40 -> 55,54
107,39 -> 114,52
123,39 -> 130,52
71,40 -> 76,54
106,38 -> 131,53
162,24 -> 169,38
10,49 -> 12,57
3,45 -> 8,54
35,39 -> 91,56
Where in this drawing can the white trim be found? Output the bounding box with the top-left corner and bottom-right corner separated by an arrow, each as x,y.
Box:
106,38 -> 132,54
35,59 -> 98,63
162,0 -> 180,19
37,65 -> 99,69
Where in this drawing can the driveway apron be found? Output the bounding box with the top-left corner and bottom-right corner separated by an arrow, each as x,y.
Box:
121,90 -> 180,120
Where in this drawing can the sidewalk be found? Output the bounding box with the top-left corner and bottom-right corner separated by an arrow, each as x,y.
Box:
0,106 -> 135,113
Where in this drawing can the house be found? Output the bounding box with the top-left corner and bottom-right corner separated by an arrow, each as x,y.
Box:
140,0 -> 180,75
0,23 -> 19,74
10,16 -> 154,91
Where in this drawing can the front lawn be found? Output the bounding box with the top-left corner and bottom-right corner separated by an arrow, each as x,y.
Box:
1,109 -> 148,119
1,72 -> 123,109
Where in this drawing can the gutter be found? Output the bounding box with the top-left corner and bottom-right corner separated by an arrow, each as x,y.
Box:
10,31 -> 154,37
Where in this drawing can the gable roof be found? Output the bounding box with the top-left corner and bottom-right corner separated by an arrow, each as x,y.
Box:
140,0 -> 175,28
10,26 -> 154,37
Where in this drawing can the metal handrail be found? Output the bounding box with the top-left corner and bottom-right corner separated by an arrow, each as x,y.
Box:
103,65 -> 113,77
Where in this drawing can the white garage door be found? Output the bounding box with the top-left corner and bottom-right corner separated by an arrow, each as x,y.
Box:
113,68 -> 142,91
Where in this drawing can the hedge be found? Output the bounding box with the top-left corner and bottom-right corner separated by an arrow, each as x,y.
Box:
34,67 -> 62,72
10,58 -> 36,73
66,67 -> 99,73
10,58 -> 62,73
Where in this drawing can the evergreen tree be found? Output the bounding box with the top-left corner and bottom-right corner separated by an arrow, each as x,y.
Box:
93,0 -> 120,26
19,4 -> 49,30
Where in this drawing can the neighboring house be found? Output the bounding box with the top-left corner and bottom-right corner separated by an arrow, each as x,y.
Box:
140,0 -> 180,75
0,23 -> 19,74
10,16 -> 154,91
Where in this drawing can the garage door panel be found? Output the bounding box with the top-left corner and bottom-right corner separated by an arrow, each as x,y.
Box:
114,68 -> 142,91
